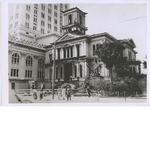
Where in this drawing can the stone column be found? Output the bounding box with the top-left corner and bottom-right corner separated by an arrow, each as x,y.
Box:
83,41 -> 86,55
84,61 -> 87,77
20,52 -> 27,79
74,45 -> 77,57
77,63 -> 80,77
33,55 -> 39,81
81,43 -> 84,56
72,63 -> 74,78
60,48 -> 63,59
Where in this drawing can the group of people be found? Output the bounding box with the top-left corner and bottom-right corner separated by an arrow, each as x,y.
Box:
57,86 -> 72,101
32,84 -> 44,100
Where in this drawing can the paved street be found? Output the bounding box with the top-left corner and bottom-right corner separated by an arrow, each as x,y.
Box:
9,91 -> 147,105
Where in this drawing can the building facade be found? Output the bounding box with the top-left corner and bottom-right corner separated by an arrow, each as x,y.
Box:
8,6 -> 141,90
9,3 -> 70,41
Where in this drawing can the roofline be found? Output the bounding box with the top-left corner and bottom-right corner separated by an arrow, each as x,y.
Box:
90,32 -> 117,41
9,40 -> 46,52
36,33 -> 60,39
62,7 -> 87,15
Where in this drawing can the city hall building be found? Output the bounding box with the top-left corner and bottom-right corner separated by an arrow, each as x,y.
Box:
8,5 -> 141,90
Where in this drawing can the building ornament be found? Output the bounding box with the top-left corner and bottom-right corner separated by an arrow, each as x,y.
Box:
33,55 -> 39,60
8,49 -> 13,54
20,52 -> 27,58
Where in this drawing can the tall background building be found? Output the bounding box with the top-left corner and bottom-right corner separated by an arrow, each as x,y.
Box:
8,3 -> 70,42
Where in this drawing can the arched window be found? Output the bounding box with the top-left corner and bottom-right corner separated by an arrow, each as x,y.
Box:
38,58 -> 44,79
12,53 -> 19,64
74,65 -> 77,78
26,56 -> 32,66
80,64 -> 82,77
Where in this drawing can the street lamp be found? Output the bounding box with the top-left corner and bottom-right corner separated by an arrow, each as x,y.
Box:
49,42 -> 56,100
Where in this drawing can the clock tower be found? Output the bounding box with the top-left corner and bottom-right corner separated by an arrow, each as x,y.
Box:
62,7 -> 88,35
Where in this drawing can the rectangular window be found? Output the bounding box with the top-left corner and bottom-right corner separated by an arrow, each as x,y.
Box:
26,5 -> 30,11
11,83 -> 15,89
60,67 -> 62,78
48,8 -> 51,14
68,14 -> 72,24
77,45 -> 80,57
128,51 -> 132,60
11,69 -> 19,77
54,12 -> 57,17
57,49 -> 60,60
33,26 -> 36,30
54,5 -> 57,10
41,21 -> 45,26
25,22 -> 29,28
41,12 -> 45,18
41,28 -> 44,34
56,67 -> 58,79
48,16 -> 51,21
48,24 -> 51,29
65,4 -> 68,9
63,49 -> 66,58
49,54 -> 52,63
54,19 -> 57,24
54,26 -> 57,31
26,14 -> 30,20
67,48 -> 69,58
15,22 -> 18,27
41,4 -> 45,10
48,4 -> 52,7
34,10 -> 37,14
80,15 -> 82,25
34,18 -> 37,22
71,47 -> 73,57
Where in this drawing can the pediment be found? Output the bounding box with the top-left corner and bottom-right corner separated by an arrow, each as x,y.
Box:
56,33 -> 82,43
129,39 -> 136,48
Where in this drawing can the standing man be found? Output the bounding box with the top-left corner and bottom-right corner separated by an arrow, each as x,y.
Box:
61,87 -> 66,100
57,86 -> 62,100
66,87 -> 71,101
87,84 -> 91,97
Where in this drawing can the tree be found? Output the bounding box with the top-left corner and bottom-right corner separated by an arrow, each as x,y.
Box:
95,41 -> 126,82
143,60 -> 147,69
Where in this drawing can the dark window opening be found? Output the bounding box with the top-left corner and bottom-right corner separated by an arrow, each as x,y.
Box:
57,49 -> 60,60
67,48 -> 69,58
11,83 -> 15,89
71,47 -> 73,57
60,67 -> 63,78
77,45 -> 80,57
63,49 -> 66,58
80,15 -> 82,25
74,66 -> 77,78
80,65 -> 82,77
68,14 -> 72,24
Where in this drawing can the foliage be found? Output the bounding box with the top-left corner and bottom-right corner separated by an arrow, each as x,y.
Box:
143,60 -> 147,69
95,41 -> 126,81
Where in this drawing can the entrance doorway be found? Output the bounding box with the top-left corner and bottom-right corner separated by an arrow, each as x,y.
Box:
64,63 -> 72,82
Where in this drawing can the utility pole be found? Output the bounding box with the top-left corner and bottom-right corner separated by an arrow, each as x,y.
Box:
52,42 -> 56,100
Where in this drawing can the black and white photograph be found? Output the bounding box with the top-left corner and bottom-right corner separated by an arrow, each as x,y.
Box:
2,1 -> 149,105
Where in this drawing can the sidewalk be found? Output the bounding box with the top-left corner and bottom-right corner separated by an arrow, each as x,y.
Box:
14,93 -> 147,104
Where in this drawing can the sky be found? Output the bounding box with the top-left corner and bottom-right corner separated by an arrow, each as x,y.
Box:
70,3 -> 147,62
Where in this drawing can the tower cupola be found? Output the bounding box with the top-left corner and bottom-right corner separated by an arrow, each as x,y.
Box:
62,7 -> 88,35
